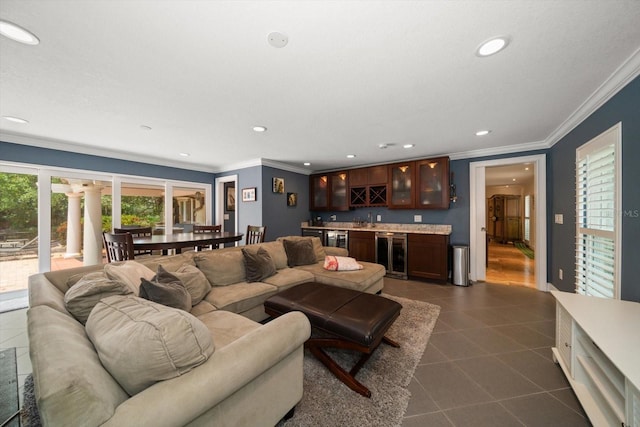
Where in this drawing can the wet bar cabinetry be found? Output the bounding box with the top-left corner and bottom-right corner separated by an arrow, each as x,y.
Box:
407,233 -> 450,282
348,230 -> 376,262
309,171 -> 349,211
388,157 -> 450,209
349,165 -> 388,208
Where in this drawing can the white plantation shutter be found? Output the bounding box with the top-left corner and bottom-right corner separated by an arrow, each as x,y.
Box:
575,124 -> 621,299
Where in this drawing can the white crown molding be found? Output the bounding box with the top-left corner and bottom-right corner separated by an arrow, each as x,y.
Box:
545,47 -> 640,148
448,140 -> 549,161
0,131 -> 219,173
261,159 -> 312,175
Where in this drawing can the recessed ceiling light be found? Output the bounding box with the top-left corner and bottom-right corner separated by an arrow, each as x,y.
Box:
512,178 -> 517,182
346,154 -> 356,159
2,116 -> 29,124
476,36 -> 510,57
253,126 -> 267,132
525,167 -> 529,171
140,125 -> 152,130
403,144 -> 415,149
475,130 -> 491,136
179,153 -> 190,157
379,144 -> 388,149
303,162 -> 311,166
0,20 -> 40,45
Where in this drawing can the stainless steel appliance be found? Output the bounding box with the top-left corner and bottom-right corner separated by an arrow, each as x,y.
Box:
375,232 -> 407,279
324,230 -> 349,249
301,228 -> 324,239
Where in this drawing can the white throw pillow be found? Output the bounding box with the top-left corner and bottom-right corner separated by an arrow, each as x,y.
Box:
323,255 -> 363,271
104,261 -> 155,295
86,295 -> 214,396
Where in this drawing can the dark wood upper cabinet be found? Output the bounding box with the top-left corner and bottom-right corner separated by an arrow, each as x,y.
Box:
388,162 -> 415,208
310,171 -> 349,211
415,157 -> 450,209
349,165 -> 388,208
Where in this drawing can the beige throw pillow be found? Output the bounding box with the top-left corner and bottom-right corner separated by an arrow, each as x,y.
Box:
86,295 -> 214,396
64,271 -> 133,324
104,261 -> 155,295
171,264 -> 212,305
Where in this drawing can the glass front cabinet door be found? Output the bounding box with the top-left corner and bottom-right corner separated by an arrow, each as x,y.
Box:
388,162 -> 415,208
415,157 -> 450,209
310,174 -> 328,210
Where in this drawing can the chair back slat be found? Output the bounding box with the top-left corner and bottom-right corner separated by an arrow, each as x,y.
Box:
246,225 -> 266,245
193,224 -> 222,250
102,232 -> 135,262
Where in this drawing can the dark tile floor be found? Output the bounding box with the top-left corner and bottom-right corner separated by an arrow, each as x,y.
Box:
383,278 -> 592,427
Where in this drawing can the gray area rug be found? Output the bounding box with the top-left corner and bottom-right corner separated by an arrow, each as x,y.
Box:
19,294 -> 439,427
279,294 -> 440,427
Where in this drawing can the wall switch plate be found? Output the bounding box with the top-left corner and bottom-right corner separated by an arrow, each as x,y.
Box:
559,268 -> 563,280
377,214 -> 382,222
414,215 -> 422,222
555,214 -> 563,224
223,214 -> 229,220
330,215 -> 336,221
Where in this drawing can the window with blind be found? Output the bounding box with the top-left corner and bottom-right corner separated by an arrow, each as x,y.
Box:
575,123 -> 621,299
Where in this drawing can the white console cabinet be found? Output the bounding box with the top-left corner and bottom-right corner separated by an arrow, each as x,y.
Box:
552,291 -> 640,427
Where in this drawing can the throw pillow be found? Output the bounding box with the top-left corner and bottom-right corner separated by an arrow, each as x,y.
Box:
86,295 -> 214,396
242,247 -> 277,282
139,265 -> 192,311
323,255 -> 364,271
64,271 -> 133,324
104,261 -> 155,295
171,264 -> 212,305
283,239 -> 317,267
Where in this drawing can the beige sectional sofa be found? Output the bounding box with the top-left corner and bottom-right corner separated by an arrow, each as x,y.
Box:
27,236 -> 386,427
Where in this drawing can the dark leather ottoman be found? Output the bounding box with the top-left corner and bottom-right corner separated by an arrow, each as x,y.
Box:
264,282 -> 402,397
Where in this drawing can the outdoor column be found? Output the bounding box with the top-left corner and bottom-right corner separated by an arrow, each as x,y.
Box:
64,193 -> 82,258
82,185 -> 103,266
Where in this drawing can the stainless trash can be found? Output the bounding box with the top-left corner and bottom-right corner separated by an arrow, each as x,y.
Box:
452,245 -> 470,286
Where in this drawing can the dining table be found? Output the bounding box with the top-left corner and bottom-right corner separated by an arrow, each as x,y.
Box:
132,231 -> 244,254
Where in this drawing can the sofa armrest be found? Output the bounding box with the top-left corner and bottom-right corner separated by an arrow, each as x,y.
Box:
103,311 -> 311,427
324,246 -> 349,257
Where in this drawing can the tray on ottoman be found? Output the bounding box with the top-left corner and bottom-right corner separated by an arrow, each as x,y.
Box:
264,282 -> 402,397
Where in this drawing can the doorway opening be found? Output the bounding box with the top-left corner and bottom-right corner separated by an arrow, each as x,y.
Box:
215,175 -> 238,247
469,154 -> 547,291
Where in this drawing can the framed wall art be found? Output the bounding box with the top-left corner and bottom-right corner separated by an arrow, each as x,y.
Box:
287,192 -> 297,206
226,186 -> 235,211
272,177 -> 284,193
242,187 -> 257,202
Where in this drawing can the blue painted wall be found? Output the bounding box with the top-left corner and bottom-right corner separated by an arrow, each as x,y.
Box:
548,76 -> 640,302
262,166 -> 310,240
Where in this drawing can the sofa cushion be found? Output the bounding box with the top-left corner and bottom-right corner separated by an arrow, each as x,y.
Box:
172,264 -> 212,305
295,261 -> 386,292
282,239 -> 317,267
256,241 -> 289,269
242,247 -> 277,282
277,236 -> 326,262
189,299 -> 217,317
104,261 -> 155,295
196,310 -> 261,348
194,249 -> 246,286
139,265 -> 192,311
86,295 -> 214,396
203,281 -> 277,314
262,267 -> 315,291
138,252 -> 196,272
63,271 -> 133,324
28,305 -> 129,426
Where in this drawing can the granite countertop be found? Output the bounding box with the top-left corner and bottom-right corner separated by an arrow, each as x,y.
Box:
301,222 -> 452,235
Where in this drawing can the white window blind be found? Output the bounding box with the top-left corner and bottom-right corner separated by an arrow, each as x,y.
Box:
575,124 -> 621,299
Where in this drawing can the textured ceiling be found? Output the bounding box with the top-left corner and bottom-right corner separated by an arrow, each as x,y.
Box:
1,1 -> 639,174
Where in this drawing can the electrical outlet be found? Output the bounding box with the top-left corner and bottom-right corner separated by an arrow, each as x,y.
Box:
330,215 -> 336,221
414,215 -> 422,222
377,214 -> 382,222
559,268 -> 563,280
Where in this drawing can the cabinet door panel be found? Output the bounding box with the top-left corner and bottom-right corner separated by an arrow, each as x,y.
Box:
388,162 -> 414,208
407,233 -> 449,281
310,174 -> 328,210
416,157 -> 450,209
348,230 -> 375,262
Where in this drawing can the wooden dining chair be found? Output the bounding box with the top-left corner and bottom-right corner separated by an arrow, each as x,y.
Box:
246,225 -> 266,245
102,232 -> 135,263
114,226 -> 153,256
193,224 -> 222,250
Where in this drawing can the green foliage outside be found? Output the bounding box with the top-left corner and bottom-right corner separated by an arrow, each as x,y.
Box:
1,173 -> 164,241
